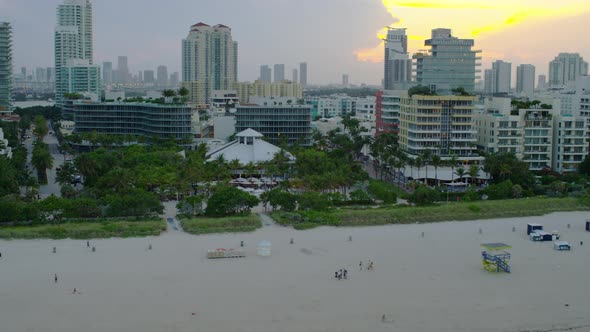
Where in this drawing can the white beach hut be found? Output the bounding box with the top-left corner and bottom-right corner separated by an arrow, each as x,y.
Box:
257,240 -> 272,257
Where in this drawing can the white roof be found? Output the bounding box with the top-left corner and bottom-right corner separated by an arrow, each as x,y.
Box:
206,135 -> 295,165
236,128 -> 263,138
402,166 -> 490,181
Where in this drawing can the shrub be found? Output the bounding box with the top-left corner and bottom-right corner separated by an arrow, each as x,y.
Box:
483,180 -> 513,200
298,191 -> 332,211
408,186 -> 440,205
367,180 -> 398,204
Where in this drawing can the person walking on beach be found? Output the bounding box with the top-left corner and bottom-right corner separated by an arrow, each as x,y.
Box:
343,269 -> 348,279
54,274 -> 58,283
335,271 -> 338,279
72,288 -> 77,294
359,261 -> 362,271
86,241 -> 90,248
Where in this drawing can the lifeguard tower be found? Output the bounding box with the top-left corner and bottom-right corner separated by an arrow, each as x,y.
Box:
481,243 -> 511,273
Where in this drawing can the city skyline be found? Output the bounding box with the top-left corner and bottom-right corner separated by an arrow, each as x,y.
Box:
1,0 -> 590,85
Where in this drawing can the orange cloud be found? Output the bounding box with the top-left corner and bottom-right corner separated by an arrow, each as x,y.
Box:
355,0 -> 590,62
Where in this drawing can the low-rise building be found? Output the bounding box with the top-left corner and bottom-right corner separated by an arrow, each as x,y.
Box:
235,104 -> 312,146
0,127 -> 12,159
236,80 -> 303,104
73,101 -> 193,142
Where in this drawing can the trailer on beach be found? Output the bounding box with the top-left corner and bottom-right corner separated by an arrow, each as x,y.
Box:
527,223 -> 543,235
529,231 -> 554,242
553,241 -> 571,251
207,248 -> 246,259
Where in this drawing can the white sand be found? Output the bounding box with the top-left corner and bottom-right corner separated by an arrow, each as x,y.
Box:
1,212 -> 590,332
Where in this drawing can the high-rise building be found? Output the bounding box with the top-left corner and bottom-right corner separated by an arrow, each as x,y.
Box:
54,0 -> 93,105
413,28 -> 481,94
46,67 -> 55,82
548,53 -> 588,88
0,22 -> 13,114
102,61 -> 113,85
491,60 -> 511,94
260,65 -> 271,83
169,72 -> 179,86
20,67 -> 26,79
299,62 -> 307,86
143,70 -> 155,84
342,74 -> 349,86
292,69 -> 298,84
182,22 -> 237,106
117,56 -> 129,84
375,90 -> 402,136
273,64 -> 285,83
157,65 -> 168,85
516,64 -> 535,96
383,27 -> 412,90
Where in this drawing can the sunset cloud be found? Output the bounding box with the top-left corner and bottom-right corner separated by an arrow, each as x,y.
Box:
355,0 -> 590,63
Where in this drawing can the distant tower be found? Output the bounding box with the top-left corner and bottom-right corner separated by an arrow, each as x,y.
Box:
299,62 -> 308,86
54,0 -> 94,106
342,74 -> 349,87
383,27 -> 411,90
0,22 -> 13,113
143,70 -> 155,84
102,61 -> 113,85
117,56 -> 129,84
157,65 -> 168,85
292,69 -> 298,84
537,75 -> 547,91
182,22 -> 238,105
492,60 -> 511,94
273,64 -> 285,83
260,65 -> 271,83
516,64 -> 535,96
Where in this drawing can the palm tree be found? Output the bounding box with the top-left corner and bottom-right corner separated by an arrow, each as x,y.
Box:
421,149 -> 432,186
431,155 -> 442,187
456,167 -> 466,186
448,154 -> 458,184
468,164 -> 480,186
415,157 -> 423,184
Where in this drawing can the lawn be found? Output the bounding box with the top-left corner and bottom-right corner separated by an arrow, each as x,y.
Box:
0,219 -> 167,239
271,197 -> 590,230
181,214 -> 262,235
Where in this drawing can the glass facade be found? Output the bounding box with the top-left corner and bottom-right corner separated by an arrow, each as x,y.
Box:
235,105 -> 312,146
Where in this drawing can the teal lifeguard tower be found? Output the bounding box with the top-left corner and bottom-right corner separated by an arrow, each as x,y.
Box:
481,243 -> 511,273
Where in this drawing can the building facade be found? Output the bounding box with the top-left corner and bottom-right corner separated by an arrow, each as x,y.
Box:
157,65 -> 168,85
553,114 -> 588,173
375,90 -> 402,136
516,64 -> 535,97
235,105 -> 312,146
273,64 -> 285,84
182,22 -> 238,106
548,53 -> 588,88
54,0 -> 93,106
399,94 -> 478,159
74,101 -> 193,141
0,22 -> 13,113
492,60 -> 511,94
383,27 -> 412,90
413,28 -> 481,94
102,61 -> 112,85
236,80 -> 303,104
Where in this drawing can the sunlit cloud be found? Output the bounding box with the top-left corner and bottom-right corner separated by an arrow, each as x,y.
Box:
355,0 -> 590,62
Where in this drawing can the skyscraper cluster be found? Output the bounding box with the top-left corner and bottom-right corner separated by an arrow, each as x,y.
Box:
259,62 -> 307,86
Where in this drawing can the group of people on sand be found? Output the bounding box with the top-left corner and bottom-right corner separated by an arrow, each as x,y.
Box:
334,268 -> 348,280
359,260 -> 374,271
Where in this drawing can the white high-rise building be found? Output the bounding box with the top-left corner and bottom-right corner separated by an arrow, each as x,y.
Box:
299,62 -> 307,86
483,69 -> 495,95
516,64 -> 535,97
182,22 -> 238,106
383,27 -> 412,90
0,22 -> 13,114
117,56 -> 129,84
537,75 -> 547,91
273,64 -> 285,83
54,0 -> 93,106
491,60 -> 511,94
548,53 -> 588,88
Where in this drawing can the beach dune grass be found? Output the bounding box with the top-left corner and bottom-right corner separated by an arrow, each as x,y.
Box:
181,214 -> 262,235
272,197 -> 590,229
0,219 -> 166,239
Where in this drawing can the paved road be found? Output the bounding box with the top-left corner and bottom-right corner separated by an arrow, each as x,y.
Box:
38,120 -> 67,198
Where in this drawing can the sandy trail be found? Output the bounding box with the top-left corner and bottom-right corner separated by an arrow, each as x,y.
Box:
1,211 -> 589,332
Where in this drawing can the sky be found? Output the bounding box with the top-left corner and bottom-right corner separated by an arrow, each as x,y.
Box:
1,0 -> 589,86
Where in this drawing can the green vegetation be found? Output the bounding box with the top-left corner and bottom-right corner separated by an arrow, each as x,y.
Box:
0,218 -> 166,239
205,186 -> 259,217
181,214 -> 262,234
408,85 -> 435,97
271,197 -> 590,229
